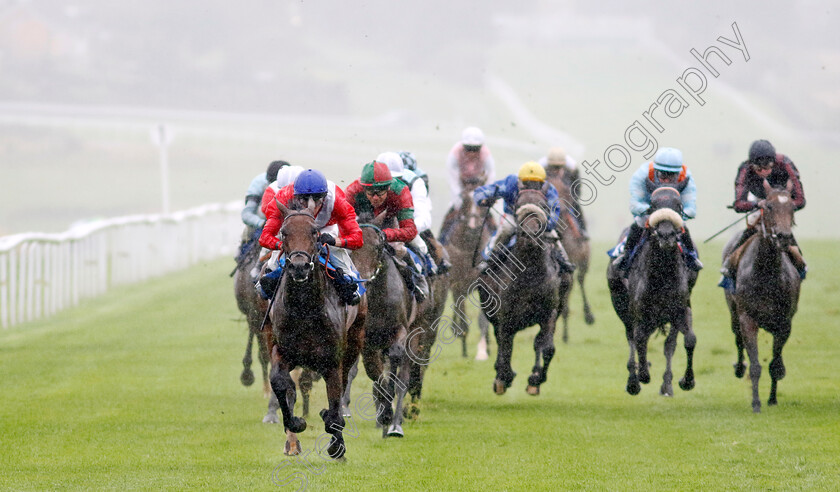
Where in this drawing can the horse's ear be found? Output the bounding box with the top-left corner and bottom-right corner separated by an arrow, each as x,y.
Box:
275,196 -> 290,217
372,210 -> 388,228
762,179 -> 772,195
785,179 -> 793,193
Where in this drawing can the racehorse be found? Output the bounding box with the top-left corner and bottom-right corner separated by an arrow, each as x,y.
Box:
545,173 -> 595,342
349,215 -> 415,437
442,186 -> 493,359
722,180 -> 800,412
267,202 -> 364,459
233,228 -> 319,453
607,187 -> 698,397
479,189 -> 568,396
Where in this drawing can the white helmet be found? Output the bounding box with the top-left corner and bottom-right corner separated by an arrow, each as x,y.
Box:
275,165 -> 305,188
375,152 -> 404,174
461,126 -> 485,147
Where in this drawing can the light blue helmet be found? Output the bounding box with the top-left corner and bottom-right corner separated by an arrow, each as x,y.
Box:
652,147 -> 683,172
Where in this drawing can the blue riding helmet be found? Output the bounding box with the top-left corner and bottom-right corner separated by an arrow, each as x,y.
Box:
293,169 -> 328,195
652,147 -> 683,172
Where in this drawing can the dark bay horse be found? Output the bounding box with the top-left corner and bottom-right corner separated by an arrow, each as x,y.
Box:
607,187 -> 698,397
349,218 -> 415,438
267,203 -> 364,459
722,180 -> 800,412
443,188 -> 492,359
545,172 -> 595,342
479,189 -> 568,396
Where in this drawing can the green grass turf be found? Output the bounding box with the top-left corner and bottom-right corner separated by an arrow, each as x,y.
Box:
1,241 -> 838,491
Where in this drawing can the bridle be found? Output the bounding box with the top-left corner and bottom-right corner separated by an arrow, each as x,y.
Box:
359,223 -> 387,281
281,210 -> 318,283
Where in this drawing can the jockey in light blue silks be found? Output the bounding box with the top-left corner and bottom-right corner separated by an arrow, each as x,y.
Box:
473,161 -> 575,273
611,147 -> 703,274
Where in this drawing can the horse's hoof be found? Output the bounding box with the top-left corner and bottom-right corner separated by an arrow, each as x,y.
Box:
240,369 -> 255,386
733,361 -> 746,378
341,405 -> 352,418
288,417 -> 307,434
584,312 -> 595,325
626,379 -> 641,395
752,402 -> 761,413
403,403 -> 420,420
679,377 -> 695,391
659,386 -> 673,397
639,372 -> 650,384
768,397 -> 778,406
475,350 -> 488,361
526,385 -> 540,396
263,412 -> 279,424
284,438 -> 301,456
493,379 -> 507,395
327,436 -> 345,459
387,424 -> 404,438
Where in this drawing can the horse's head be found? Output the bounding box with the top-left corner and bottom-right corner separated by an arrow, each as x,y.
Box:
650,187 -> 683,216
277,200 -> 319,283
648,208 -> 683,250
760,179 -> 796,248
355,212 -> 388,280
515,189 -> 549,243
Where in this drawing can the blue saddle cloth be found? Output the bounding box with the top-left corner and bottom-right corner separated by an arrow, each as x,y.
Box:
264,247 -> 367,297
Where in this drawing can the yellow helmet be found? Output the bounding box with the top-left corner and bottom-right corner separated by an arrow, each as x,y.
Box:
518,161 -> 546,182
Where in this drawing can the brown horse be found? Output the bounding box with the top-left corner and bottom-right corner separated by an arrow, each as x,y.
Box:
442,187 -> 492,359
479,189 -> 569,396
545,169 -> 595,342
266,203 -> 364,459
349,218 -> 415,438
722,180 -> 800,413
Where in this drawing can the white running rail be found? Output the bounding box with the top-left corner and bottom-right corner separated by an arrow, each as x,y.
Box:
0,201 -> 242,328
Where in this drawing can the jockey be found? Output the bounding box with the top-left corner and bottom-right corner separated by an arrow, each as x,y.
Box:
721,139 -> 807,279
257,169 -> 364,305
538,146 -> 588,236
399,151 -> 430,193
241,160 -> 288,231
611,147 -> 702,274
440,127 -> 496,243
345,161 -> 429,302
377,151 -> 451,275
473,161 -> 575,274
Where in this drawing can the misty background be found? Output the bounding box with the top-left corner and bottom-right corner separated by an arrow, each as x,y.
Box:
1,0 -> 838,240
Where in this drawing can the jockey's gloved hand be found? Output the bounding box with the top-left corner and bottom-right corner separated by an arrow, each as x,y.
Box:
318,233 -> 336,246
756,199 -> 767,210
477,198 -> 492,207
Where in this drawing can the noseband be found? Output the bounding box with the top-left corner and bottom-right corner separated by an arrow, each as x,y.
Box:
282,210 -> 318,282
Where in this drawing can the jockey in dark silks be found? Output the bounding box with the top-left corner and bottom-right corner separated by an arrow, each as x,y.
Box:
612,147 -> 703,275
720,139 -> 807,280
235,160 -> 287,279
473,161 -> 576,274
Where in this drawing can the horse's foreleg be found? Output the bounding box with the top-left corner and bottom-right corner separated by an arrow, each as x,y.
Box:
561,300 -> 570,344
341,315 -> 364,418
269,346 -> 306,434
493,325 -> 516,395
635,323 -> 653,385
299,369 -> 315,418
361,345 -> 391,429
739,311 -> 762,413
386,342 -> 410,438
768,324 -> 791,406
578,269 -> 595,325
660,324 -> 679,397
240,323 -> 256,387
728,298 -> 746,378
626,329 -> 640,395
678,308 -> 697,392
256,324 -> 272,398
475,312 -> 490,361
319,367 -> 346,459
527,316 -> 558,396
341,361 -> 359,418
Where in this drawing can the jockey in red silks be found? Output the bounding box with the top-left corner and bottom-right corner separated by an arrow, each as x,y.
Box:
720,139 -> 807,282
257,168 -> 364,305
345,161 -> 429,302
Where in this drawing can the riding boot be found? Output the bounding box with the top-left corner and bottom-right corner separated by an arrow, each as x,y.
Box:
421,230 -> 451,274
552,241 -> 576,273
679,228 -> 703,271
397,263 -> 426,302
257,267 -> 282,300
329,267 -> 361,306
612,221 -> 644,275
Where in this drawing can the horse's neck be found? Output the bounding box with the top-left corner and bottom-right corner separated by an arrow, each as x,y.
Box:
513,237 -> 550,275
641,242 -> 681,283
753,234 -> 784,276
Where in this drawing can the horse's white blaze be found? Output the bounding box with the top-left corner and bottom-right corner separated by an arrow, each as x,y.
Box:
777,196 -> 789,204
648,208 -> 683,229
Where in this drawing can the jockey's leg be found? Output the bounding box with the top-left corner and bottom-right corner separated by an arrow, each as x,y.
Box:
477,218 -> 516,272
408,234 -> 437,275
389,242 -> 427,302
438,207 -> 458,244
680,227 -> 704,271
256,251 -> 285,300
720,226 -> 758,277
787,237 -> 807,279
420,229 -> 451,274
321,247 -> 361,306
552,236 -> 576,274
612,217 -> 646,273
